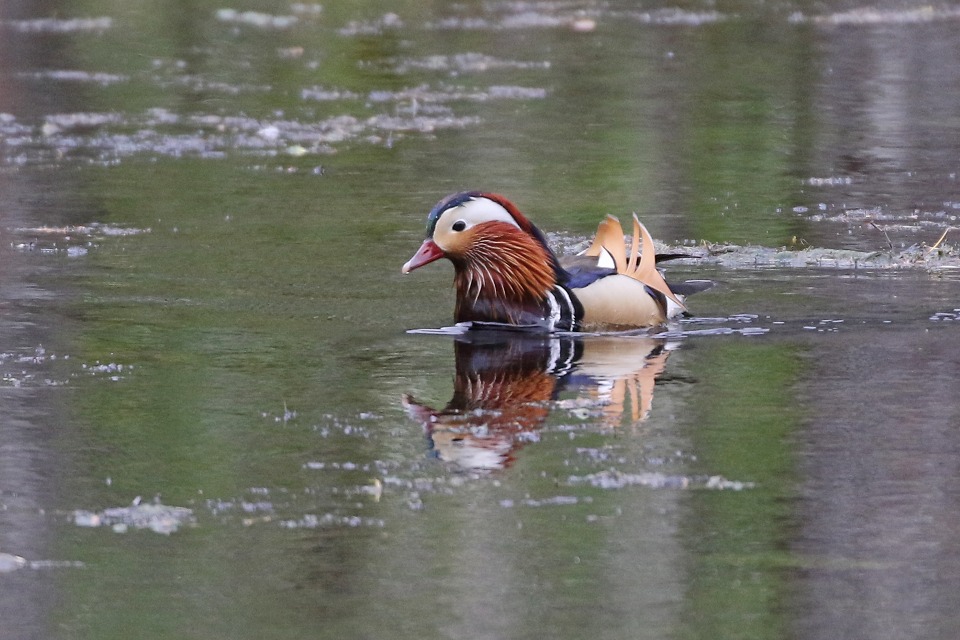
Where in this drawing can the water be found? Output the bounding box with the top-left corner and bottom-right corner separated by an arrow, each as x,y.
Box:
2,1 -> 960,638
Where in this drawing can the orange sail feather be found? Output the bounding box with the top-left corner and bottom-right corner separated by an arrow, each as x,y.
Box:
581,214 -> 685,311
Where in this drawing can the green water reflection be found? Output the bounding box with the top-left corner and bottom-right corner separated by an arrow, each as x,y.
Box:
680,344 -> 802,639
2,1 -> 960,639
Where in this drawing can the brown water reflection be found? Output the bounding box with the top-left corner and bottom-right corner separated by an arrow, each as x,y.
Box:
403,332 -> 671,470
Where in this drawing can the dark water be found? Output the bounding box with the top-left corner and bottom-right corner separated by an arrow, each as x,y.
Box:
1,1 -> 960,638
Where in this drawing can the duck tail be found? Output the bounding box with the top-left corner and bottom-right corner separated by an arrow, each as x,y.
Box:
625,214 -> 686,311
581,214 -> 686,311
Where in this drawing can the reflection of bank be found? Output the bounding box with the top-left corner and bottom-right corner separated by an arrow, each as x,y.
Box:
0,10 -> 90,627
403,331 -> 675,471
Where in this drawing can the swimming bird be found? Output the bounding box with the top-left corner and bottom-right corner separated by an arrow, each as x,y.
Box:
402,191 -> 711,331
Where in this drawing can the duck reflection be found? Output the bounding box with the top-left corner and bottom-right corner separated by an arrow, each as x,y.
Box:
403,331 -> 674,471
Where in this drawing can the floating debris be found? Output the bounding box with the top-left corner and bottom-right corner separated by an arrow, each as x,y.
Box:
0,351 -> 117,387
0,346 -> 72,388
152,73 -> 273,96
806,175 -> 853,186
381,474 -> 476,492
500,495 -> 586,507
206,498 -> 274,517
9,222 -> 147,260
365,83 -> 548,104
789,6 -> 960,26
338,12 -> 403,36
279,513 -> 385,529
14,222 -> 150,237
1,99 -> 504,165
570,17 -> 596,32
428,10 -> 579,30
80,361 -> 131,381
793,205 -> 959,234
2,67 -> 549,166
568,469 -> 754,490
43,111 -> 123,132
214,9 -> 298,29
618,9 -> 726,26
20,70 -> 129,86
667,240 -> 960,272
290,4 -> 323,17
300,86 -> 361,101
427,5 -> 721,31
0,553 -> 27,573
930,309 -> 960,322
304,458 -> 391,472
73,499 -> 196,534
382,52 -> 551,74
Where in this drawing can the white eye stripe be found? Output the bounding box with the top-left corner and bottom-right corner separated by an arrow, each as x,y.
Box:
443,197 -> 521,231
432,196 -> 523,252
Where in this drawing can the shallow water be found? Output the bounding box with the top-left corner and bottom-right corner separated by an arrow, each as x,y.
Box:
2,1 -> 960,639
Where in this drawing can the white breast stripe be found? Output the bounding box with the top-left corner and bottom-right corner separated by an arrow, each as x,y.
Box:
545,290 -> 561,331
552,286 -> 577,331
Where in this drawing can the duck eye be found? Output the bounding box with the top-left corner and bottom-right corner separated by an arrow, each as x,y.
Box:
451,220 -> 467,232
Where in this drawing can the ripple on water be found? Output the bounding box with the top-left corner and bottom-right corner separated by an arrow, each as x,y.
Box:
425,6 -> 724,30
2,82 -> 543,164
0,343 -> 136,387
379,52 -> 551,74
789,6 -> 960,26
10,223 -> 148,260
0,553 -> 84,573
0,16 -> 112,33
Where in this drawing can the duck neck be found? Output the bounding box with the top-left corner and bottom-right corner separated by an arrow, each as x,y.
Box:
451,232 -> 568,327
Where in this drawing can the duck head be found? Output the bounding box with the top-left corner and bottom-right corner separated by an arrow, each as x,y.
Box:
402,192 -> 574,327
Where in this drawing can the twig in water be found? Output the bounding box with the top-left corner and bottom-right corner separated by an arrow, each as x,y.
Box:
927,227 -> 952,252
868,221 -> 894,251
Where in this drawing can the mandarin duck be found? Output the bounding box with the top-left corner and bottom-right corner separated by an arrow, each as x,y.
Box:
402,191 -> 711,331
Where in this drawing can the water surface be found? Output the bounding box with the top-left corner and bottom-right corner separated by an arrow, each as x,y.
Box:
1,1 -> 960,639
